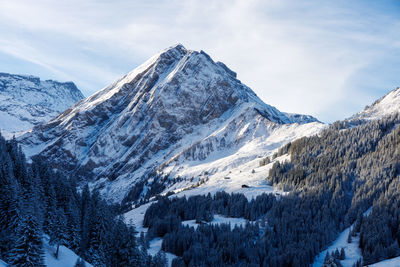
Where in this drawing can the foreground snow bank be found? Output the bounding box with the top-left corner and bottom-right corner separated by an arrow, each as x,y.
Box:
44,236 -> 92,267
369,256 -> 400,266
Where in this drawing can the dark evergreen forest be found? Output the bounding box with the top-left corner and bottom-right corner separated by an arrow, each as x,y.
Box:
0,135 -> 167,266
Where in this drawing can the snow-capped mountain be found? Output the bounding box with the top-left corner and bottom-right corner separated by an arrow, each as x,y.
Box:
350,87 -> 400,121
19,44 -> 325,203
0,73 -> 84,137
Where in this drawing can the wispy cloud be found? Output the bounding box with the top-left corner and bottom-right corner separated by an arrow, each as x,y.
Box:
0,0 -> 399,122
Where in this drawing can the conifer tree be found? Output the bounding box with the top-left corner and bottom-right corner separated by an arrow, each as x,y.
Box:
49,208 -> 68,259
74,257 -> 86,267
8,214 -> 45,267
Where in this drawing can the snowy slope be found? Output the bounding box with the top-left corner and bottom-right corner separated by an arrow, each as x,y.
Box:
19,44 -> 325,203
0,73 -> 84,138
124,202 -> 176,266
350,87 -> 400,121
44,238 -> 92,267
148,239 -> 177,267
313,208 -> 372,267
313,226 -> 361,267
369,256 -> 400,267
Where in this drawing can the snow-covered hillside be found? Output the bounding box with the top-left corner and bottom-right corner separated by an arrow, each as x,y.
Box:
0,73 -> 84,138
19,44 -> 325,203
350,87 -> 400,121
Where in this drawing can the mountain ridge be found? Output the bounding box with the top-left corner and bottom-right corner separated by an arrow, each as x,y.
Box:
349,87 -> 400,121
0,72 -> 84,138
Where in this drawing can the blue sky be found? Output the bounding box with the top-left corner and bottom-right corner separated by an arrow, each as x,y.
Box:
0,0 -> 399,122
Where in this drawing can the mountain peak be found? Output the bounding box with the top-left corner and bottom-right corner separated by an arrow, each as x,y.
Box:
83,44 -> 266,124
154,43 -> 188,62
19,45 -> 322,202
164,43 -> 186,52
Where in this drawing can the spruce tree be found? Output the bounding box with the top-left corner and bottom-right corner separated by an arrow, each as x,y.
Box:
48,208 -> 68,259
74,257 -> 86,267
8,214 -> 45,267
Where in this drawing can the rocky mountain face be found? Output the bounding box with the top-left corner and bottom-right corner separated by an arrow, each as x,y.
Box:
350,87 -> 400,121
19,44 -> 325,203
0,73 -> 84,137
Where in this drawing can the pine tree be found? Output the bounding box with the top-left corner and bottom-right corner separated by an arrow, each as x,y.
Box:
139,231 -> 150,249
323,251 -> 330,263
79,184 -> 91,257
109,219 -> 144,267
65,198 -> 81,250
43,185 -> 57,234
49,208 -> 68,259
74,257 -> 86,267
347,230 -> 352,243
8,214 -> 45,267
0,156 -> 20,258
151,250 -> 168,267
340,247 -> 345,260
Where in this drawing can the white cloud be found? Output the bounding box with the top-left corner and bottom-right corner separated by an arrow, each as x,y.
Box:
0,0 -> 399,122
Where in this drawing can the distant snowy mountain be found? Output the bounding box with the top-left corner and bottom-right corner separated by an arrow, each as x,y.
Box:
19,44 -> 325,203
350,87 -> 400,121
0,73 -> 84,138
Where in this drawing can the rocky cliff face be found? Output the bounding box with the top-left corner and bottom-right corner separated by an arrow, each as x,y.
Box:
19,44 -> 325,202
0,73 -> 84,137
